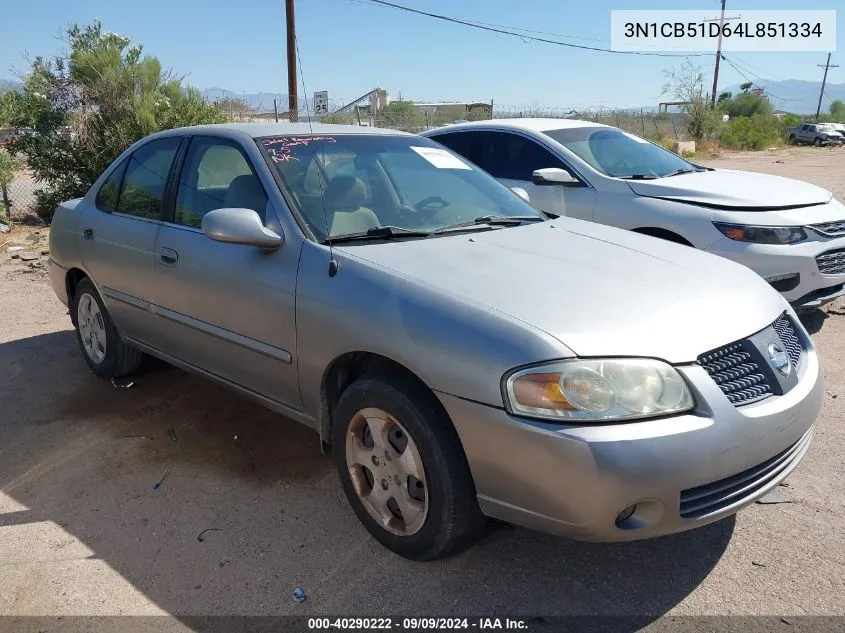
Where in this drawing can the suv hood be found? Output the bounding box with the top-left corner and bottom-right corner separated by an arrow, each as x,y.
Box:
339,219 -> 786,364
626,168 -> 832,209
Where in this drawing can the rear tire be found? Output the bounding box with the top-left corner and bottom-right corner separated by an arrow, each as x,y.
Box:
788,135 -> 796,145
332,373 -> 485,560
814,137 -> 823,147
71,278 -> 143,379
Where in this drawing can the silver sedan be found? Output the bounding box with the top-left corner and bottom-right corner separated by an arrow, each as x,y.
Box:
48,123 -> 822,560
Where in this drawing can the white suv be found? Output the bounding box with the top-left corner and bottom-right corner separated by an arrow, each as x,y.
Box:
422,118 -> 845,310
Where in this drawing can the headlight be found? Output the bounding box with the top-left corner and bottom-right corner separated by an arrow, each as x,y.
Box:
503,359 -> 694,422
713,222 -> 807,244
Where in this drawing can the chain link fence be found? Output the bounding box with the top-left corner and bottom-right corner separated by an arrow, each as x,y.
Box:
207,93 -> 692,144
0,137 -> 39,225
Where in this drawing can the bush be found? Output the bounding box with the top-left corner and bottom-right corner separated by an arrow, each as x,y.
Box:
720,116 -> 784,150
5,20 -> 226,222
0,149 -> 21,222
719,92 -> 774,118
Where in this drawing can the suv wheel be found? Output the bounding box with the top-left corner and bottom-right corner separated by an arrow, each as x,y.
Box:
71,278 -> 143,378
814,137 -> 823,146
332,373 -> 485,560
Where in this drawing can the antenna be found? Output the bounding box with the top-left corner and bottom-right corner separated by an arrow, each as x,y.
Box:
294,36 -> 339,277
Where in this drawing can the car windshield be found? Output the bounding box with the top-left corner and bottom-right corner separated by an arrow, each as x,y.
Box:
543,127 -> 700,179
260,134 -> 544,240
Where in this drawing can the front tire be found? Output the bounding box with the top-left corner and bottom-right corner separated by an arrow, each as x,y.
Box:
332,374 -> 484,560
71,278 -> 143,378
814,137 -> 823,146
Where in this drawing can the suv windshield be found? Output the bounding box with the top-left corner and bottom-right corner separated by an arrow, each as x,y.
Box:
543,127 -> 701,179
260,135 -> 543,240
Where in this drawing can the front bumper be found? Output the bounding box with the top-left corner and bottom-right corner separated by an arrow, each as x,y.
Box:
438,338 -> 822,542
705,235 -> 845,309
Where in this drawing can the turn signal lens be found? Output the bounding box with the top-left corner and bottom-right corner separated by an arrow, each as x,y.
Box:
512,373 -> 575,411
713,222 -> 807,245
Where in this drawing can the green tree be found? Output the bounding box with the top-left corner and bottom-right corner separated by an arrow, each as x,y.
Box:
382,100 -> 417,115
720,91 -> 774,118
215,97 -> 253,118
4,20 -> 226,220
830,100 -> 845,120
717,91 -> 733,105
740,82 -> 753,93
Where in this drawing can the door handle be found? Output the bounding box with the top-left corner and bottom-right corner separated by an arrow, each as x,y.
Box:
160,247 -> 179,265
82,228 -> 94,239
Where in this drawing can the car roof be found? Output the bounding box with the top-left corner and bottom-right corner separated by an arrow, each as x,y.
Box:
422,118 -> 611,135
151,122 -> 415,139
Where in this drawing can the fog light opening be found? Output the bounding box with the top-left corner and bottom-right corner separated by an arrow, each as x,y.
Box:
765,273 -> 800,293
615,504 -> 637,528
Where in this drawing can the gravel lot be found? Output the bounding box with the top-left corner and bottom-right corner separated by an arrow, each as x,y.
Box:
0,147 -> 843,631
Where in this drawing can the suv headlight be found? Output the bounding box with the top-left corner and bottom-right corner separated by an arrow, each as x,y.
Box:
713,222 -> 807,244
503,359 -> 694,422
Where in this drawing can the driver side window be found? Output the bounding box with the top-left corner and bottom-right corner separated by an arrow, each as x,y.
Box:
474,132 -> 564,181
174,138 -> 267,228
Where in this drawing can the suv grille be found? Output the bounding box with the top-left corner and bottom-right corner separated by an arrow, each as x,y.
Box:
816,248 -> 845,275
809,220 -> 845,237
697,313 -> 803,406
697,344 -> 771,405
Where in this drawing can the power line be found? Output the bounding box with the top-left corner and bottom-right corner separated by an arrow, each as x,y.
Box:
350,0 -> 712,57
720,55 -> 804,103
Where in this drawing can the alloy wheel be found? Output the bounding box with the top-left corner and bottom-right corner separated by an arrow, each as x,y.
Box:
77,292 -> 107,364
345,407 -> 429,536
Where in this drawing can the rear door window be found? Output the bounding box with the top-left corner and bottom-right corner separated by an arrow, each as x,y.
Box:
95,159 -> 129,212
116,137 -> 182,220
429,132 -> 477,164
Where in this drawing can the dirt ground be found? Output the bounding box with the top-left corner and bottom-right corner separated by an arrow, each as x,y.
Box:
1,147 -> 844,631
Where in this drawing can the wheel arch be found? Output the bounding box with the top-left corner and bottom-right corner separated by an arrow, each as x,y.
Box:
65,267 -> 91,325
318,351 -> 451,451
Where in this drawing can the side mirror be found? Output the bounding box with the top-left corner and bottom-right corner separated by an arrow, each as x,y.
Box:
532,167 -> 581,187
201,208 -> 283,250
510,187 -> 531,203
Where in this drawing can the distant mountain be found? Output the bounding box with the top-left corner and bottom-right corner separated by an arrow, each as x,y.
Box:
0,78 -> 22,94
722,80 -> 845,115
202,87 -> 312,113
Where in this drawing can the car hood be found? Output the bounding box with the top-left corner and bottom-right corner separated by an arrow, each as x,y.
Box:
338,219 -> 786,364
626,169 -> 832,209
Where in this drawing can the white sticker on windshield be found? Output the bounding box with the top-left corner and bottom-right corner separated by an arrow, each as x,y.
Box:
411,146 -> 472,169
623,132 -> 650,144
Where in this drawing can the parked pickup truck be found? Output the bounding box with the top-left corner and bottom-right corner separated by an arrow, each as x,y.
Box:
788,123 -> 845,146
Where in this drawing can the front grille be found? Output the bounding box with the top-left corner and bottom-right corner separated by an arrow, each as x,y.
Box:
809,220 -> 845,237
816,248 -> 845,275
697,343 -> 772,405
772,313 -> 802,369
697,312 -> 803,406
679,430 -> 811,519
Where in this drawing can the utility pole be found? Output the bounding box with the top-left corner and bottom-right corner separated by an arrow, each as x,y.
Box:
815,53 -> 838,120
285,0 -> 298,122
710,0 -> 727,108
